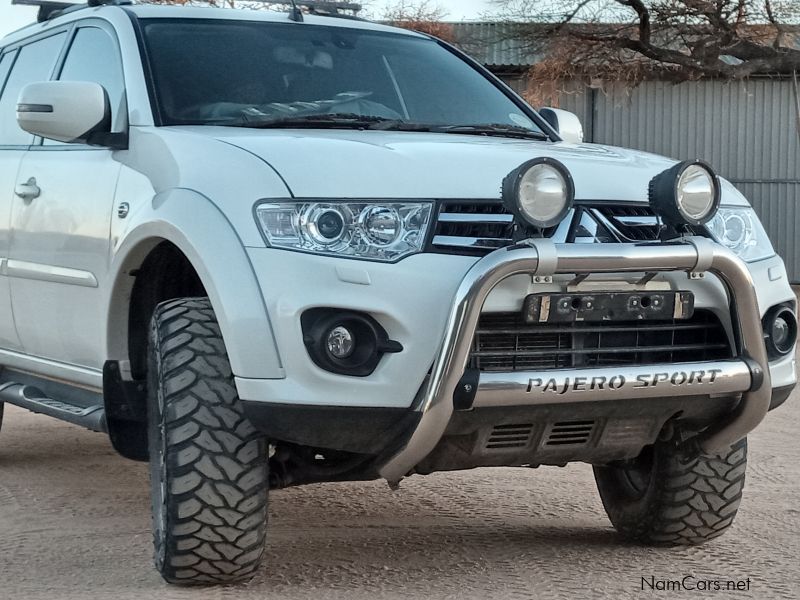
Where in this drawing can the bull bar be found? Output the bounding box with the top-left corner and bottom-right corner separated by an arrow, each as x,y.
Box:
379,237 -> 771,484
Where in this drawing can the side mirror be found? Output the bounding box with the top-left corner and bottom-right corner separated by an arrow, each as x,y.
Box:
539,107 -> 584,144
17,81 -> 113,146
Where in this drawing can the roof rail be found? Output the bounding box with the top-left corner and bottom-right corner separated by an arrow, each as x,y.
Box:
11,0 -> 132,24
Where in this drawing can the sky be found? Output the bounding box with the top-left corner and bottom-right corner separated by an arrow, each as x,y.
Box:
0,0 -> 493,38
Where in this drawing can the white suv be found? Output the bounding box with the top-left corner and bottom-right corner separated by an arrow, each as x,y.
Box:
0,0 -> 796,586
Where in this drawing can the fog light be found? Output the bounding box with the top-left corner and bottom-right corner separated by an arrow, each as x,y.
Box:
326,326 -> 355,359
772,318 -> 790,348
302,309 -> 404,377
763,306 -> 797,358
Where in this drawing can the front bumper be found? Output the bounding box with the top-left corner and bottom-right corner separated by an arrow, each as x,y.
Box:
378,238 -> 778,483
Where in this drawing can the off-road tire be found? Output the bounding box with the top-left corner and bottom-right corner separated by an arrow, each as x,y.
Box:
594,437 -> 747,546
147,297 -> 269,585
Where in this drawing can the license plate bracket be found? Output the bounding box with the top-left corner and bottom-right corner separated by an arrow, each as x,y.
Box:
522,291 -> 695,324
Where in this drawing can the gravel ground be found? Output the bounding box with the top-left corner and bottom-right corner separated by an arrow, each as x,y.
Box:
1,383 -> 798,600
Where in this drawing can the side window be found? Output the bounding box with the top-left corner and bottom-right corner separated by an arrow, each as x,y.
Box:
57,27 -> 125,133
0,52 -> 14,97
0,33 -> 66,146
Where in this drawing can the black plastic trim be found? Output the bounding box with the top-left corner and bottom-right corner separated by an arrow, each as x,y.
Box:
769,384 -> 794,412
242,401 -> 420,454
301,307 -> 403,377
741,353 -> 765,392
762,303 -> 798,359
453,368 -> 480,410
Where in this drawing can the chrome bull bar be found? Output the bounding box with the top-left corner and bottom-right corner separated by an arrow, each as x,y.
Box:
379,237 -> 770,484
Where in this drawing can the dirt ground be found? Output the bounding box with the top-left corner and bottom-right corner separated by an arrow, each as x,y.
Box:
1,383 -> 799,600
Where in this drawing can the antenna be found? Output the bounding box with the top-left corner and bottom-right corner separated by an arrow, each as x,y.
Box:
288,0 -> 303,22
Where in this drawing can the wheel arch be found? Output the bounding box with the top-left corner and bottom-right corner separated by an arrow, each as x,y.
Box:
102,188 -> 284,460
105,188 -> 284,380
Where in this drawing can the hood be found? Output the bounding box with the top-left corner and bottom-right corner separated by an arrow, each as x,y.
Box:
175,127 -> 709,202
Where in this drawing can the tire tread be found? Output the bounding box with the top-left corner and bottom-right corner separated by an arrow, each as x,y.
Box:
149,297 -> 268,585
595,438 -> 747,546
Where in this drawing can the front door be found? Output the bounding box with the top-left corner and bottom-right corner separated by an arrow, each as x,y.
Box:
8,24 -> 126,371
0,33 -> 69,355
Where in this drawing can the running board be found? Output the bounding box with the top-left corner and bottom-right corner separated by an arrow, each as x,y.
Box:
0,381 -> 106,432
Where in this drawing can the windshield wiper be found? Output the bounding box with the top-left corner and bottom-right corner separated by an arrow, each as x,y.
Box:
230,113 -> 401,129
433,124 -> 549,140
226,115 -> 549,140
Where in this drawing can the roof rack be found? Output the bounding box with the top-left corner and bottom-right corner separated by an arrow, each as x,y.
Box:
264,1 -> 363,18
267,1 -> 362,12
10,0 -> 363,27
11,0 -> 132,24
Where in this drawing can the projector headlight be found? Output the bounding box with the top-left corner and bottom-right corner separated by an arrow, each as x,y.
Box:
502,157 -> 575,229
255,200 -> 432,262
649,160 -> 721,226
706,207 -> 775,262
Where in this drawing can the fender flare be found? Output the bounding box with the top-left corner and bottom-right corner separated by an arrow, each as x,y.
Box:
105,187 -> 284,380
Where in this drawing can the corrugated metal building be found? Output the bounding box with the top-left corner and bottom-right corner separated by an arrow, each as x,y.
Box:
450,23 -> 800,282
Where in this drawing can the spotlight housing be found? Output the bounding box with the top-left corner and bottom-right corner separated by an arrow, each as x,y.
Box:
649,160 -> 721,227
502,157 -> 575,230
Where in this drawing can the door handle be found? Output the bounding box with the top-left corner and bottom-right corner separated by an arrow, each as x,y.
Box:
15,177 -> 41,201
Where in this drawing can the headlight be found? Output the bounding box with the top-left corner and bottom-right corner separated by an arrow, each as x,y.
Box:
255,200 -> 432,262
649,160 -> 720,226
706,207 -> 775,262
502,157 -> 574,229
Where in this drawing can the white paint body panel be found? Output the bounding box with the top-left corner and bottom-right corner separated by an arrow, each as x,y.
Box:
10,148 -> 118,368
0,5 -> 791,411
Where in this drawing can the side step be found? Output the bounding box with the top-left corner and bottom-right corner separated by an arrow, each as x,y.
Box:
0,382 -> 106,432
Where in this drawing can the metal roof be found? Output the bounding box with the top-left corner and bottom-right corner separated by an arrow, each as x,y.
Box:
449,22 -> 800,71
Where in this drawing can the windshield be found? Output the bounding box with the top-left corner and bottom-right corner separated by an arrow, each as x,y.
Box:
140,19 -> 545,134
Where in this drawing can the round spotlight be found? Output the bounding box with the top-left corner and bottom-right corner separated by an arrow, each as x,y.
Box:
649,160 -> 720,227
326,325 -> 355,360
502,158 -> 575,229
764,307 -> 797,357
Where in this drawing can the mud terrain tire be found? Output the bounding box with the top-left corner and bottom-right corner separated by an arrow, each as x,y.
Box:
147,297 -> 268,585
594,437 -> 747,546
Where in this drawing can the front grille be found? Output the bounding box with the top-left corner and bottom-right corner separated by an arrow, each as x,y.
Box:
431,201 -> 516,255
429,201 -> 706,255
595,206 -> 662,241
470,310 -> 733,372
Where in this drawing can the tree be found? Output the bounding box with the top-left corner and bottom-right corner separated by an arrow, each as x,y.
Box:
493,0 -> 800,87
382,0 -> 456,42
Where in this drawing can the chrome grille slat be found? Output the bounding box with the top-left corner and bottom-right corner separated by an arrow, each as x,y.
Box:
431,200 -> 522,255
437,213 -> 514,223
432,235 -> 513,249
